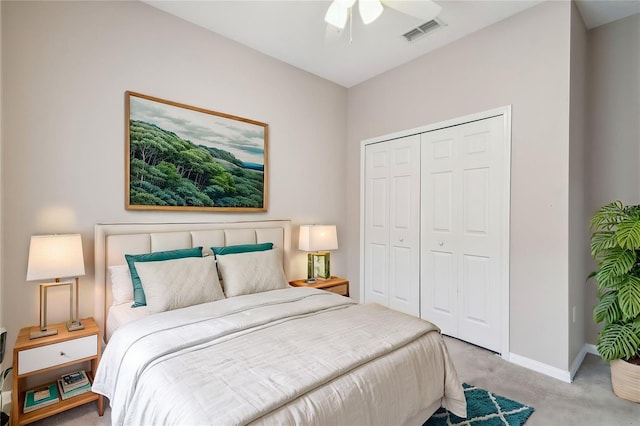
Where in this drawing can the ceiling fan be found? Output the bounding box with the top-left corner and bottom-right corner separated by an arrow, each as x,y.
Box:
324,0 -> 442,29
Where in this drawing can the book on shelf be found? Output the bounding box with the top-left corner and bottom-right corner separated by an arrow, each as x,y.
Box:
24,383 -> 59,413
60,370 -> 89,393
56,378 -> 92,400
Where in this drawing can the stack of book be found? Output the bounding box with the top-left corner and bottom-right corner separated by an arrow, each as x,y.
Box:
23,383 -> 59,413
57,370 -> 92,400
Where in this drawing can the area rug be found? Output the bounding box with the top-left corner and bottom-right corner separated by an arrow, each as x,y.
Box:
424,383 -> 535,426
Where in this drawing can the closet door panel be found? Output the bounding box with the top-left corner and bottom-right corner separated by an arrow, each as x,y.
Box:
428,250 -> 457,335
364,143 -> 390,306
388,136 -> 420,316
421,116 -> 504,353
421,126 -> 460,334
457,117 -> 504,352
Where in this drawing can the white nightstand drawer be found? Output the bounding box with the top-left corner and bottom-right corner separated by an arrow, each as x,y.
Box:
18,334 -> 98,375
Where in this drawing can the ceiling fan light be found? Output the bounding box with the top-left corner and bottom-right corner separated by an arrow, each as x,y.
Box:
325,1 -> 349,29
359,0 -> 383,25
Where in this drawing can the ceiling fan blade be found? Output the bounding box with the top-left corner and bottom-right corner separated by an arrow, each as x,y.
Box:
325,1 -> 349,29
359,0 -> 384,25
383,0 -> 442,21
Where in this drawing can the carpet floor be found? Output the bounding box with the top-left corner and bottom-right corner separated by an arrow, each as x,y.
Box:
19,336 -> 640,425
444,336 -> 639,426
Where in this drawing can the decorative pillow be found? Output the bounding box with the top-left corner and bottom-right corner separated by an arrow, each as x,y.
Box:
134,256 -> 225,314
211,242 -> 273,257
108,265 -> 134,305
125,247 -> 203,308
216,248 -> 288,297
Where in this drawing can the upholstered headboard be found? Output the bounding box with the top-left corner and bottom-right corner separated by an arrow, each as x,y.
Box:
94,220 -> 292,337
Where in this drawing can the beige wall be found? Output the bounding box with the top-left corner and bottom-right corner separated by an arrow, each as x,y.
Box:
1,1 -> 347,356
568,1 -> 588,366
585,13 -> 640,344
347,1 -> 573,370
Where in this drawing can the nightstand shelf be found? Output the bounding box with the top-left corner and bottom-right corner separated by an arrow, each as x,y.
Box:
12,318 -> 104,426
290,276 -> 349,297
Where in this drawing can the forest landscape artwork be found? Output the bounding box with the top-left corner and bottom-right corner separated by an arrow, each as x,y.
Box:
125,91 -> 268,211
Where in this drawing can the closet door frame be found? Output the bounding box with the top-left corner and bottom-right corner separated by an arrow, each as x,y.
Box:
360,105 -> 512,360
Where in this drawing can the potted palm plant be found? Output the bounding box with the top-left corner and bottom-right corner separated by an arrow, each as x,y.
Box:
589,201 -> 640,403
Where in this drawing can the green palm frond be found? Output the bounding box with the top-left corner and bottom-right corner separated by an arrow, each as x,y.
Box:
597,322 -> 640,361
632,317 -> 640,335
616,219 -> 640,250
590,231 -> 618,257
590,201 -> 626,231
590,201 -> 640,361
595,247 -> 636,286
624,204 -> 640,220
595,267 -> 626,293
618,276 -> 640,320
594,291 -> 622,324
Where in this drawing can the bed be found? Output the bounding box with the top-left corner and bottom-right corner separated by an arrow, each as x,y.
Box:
92,220 -> 466,425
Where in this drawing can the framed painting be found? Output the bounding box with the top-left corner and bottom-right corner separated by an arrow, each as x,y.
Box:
125,91 -> 268,212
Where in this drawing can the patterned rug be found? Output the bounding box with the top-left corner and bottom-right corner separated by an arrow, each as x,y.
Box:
424,383 -> 535,426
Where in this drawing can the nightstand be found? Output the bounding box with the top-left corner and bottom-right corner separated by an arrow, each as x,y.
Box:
12,318 -> 104,425
290,276 -> 349,297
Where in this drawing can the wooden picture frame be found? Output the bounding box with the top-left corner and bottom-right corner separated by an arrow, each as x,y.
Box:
125,91 -> 268,212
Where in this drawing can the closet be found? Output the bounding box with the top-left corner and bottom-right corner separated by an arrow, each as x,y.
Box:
361,110 -> 510,354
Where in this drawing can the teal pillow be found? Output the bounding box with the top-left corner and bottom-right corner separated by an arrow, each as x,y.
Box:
211,242 -> 273,257
125,247 -> 203,307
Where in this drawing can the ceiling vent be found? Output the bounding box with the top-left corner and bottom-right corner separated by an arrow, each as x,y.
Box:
402,18 -> 445,43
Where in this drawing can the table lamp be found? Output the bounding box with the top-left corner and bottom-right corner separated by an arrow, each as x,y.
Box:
298,225 -> 338,283
26,234 -> 85,339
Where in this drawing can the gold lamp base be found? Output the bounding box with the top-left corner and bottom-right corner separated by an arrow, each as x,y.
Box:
66,320 -> 84,332
307,252 -> 331,282
30,279 -> 84,339
29,328 -> 58,340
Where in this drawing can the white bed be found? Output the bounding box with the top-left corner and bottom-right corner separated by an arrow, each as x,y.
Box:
92,220 -> 466,425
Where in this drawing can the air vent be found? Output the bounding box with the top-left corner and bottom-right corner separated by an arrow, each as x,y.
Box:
402,18 -> 445,43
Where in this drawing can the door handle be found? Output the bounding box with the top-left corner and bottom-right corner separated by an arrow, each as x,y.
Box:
438,241 -> 444,246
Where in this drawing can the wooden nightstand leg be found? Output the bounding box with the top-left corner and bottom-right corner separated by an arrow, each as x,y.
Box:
91,353 -> 104,416
11,366 -> 20,426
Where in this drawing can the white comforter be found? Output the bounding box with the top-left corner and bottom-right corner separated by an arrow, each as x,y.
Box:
93,287 -> 466,425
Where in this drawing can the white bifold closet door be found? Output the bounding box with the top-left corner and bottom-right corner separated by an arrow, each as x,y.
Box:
420,116 -> 505,353
363,135 -> 420,317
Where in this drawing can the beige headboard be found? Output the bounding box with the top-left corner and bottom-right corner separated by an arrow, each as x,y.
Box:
94,220 -> 292,337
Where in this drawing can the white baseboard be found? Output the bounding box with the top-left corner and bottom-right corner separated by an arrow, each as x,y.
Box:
569,345 -> 589,381
508,352 -> 572,383
584,343 -> 599,356
509,343 -> 601,384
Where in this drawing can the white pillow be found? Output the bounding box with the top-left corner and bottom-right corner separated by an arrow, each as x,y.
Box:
134,256 -> 225,314
108,265 -> 134,305
216,248 -> 288,297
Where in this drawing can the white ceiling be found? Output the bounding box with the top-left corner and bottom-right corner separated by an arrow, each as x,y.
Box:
144,0 -> 640,88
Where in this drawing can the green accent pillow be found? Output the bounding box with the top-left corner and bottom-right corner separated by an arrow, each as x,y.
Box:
125,246 -> 203,307
211,242 -> 273,257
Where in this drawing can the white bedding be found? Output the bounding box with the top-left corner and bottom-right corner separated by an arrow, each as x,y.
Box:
106,303 -> 149,341
94,287 -> 466,425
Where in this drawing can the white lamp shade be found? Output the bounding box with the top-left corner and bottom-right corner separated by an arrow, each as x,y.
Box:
26,234 -> 85,281
299,225 -> 339,252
